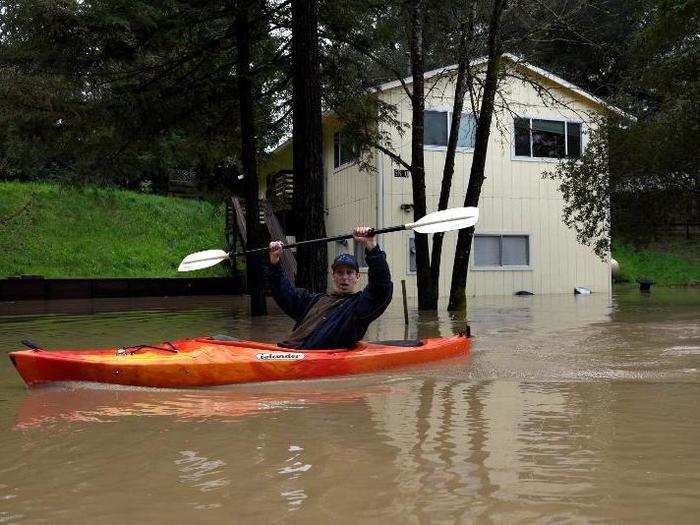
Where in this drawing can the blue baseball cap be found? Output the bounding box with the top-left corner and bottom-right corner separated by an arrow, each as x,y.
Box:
332,253 -> 359,272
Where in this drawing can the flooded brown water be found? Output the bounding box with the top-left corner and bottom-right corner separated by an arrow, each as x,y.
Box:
1,290 -> 698,523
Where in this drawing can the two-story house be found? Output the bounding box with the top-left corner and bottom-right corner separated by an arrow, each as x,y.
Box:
262,55 -> 619,298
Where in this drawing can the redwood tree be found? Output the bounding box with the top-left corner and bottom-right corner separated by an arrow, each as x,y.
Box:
426,1 -> 475,309
407,0 -> 434,309
292,0 -> 327,292
235,0 -> 267,315
448,0 -> 507,311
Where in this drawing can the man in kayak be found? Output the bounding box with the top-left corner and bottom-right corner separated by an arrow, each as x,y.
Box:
267,227 -> 393,350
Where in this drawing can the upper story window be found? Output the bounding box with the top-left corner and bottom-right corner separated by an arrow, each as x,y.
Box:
333,132 -> 356,169
514,118 -> 582,159
425,110 -> 476,149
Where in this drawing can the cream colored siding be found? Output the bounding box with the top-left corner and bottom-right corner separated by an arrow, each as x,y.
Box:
364,68 -> 610,298
324,124 -> 376,290
264,60 -> 612,298
259,144 -> 292,197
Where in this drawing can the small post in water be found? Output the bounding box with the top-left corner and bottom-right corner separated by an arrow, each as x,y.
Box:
401,279 -> 409,326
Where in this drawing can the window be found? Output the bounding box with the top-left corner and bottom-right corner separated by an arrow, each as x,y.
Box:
335,239 -> 350,257
566,122 -> 582,158
474,235 -> 529,267
457,113 -> 477,148
333,132 -> 356,169
408,237 -> 416,273
425,111 -> 448,146
353,240 -> 368,269
425,110 -> 476,149
513,118 -> 582,159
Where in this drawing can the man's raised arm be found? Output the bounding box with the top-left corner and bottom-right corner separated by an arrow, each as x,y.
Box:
266,241 -> 315,322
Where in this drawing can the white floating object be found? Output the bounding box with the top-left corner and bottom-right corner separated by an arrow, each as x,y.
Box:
610,258 -> 620,278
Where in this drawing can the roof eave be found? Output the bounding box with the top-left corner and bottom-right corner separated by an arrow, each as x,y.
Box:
373,53 -> 633,120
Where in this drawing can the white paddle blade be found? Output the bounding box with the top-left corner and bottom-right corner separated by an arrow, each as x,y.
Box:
178,249 -> 229,272
411,207 -> 479,234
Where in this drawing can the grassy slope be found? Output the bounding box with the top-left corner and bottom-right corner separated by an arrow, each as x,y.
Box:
613,240 -> 699,286
0,181 -> 229,278
2,181 -> 695,285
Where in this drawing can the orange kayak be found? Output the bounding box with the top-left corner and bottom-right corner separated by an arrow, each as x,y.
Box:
9,335 -> 470,388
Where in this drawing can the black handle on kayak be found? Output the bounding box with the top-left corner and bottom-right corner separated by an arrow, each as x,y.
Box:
229,224 -> 407,258
20,340 -> 44,352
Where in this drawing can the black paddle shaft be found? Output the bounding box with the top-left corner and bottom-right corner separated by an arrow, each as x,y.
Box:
230,224 -> 406,258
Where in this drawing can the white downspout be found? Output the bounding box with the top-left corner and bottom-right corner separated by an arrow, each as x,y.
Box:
376,149 -> 384,231
375,115 -> 385,232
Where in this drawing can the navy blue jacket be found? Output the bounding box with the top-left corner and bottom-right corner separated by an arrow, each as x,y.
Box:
266,246 -> 393,349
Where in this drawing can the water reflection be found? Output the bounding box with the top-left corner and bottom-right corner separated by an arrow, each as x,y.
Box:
14,384 -> 395,430
278,445 -> 310,511
0,289 -> 698,522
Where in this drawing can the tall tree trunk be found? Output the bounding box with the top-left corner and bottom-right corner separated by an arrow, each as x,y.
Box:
427,2 -> 475,309
448,0 -> 507,311
408,0 -> 433,309
292,0 -> 326,293
235,0 -> 267,315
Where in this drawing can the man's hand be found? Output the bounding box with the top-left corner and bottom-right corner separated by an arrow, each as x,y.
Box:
269,241 -> 284,264
353,226 -> 377,251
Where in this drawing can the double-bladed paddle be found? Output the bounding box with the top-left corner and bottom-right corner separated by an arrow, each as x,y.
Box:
177,206 -> 479,272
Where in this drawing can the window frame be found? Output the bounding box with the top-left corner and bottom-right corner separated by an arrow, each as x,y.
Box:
511,117 -> 584,162
333,131 -> 357,172
424,107 -> 476,152
353,239 -> 369,272
406,236 -> 417,275
471,233 -> 533,271
335,238 -> 350,258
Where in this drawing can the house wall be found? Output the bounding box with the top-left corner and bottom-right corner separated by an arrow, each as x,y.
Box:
323,124 -> 377,289
264,130 -> 377,290
324,66 -> 611,298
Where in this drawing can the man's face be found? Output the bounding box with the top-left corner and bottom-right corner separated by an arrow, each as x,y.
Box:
332,266 -> 359,294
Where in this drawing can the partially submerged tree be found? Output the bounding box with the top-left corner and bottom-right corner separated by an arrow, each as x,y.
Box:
320,0 -> 450,309
447,0 -> 507,311
235,0 -> 268,315
0,0 -> 290,307
316,0 -> 642,310
406,0 -> 434,309
322,0 -> 592,309
291,0 -> 327,293
428,0 -> 477,309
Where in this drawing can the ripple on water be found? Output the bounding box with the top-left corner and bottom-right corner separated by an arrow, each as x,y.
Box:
175,450 -> 230,492
663,346 -> 700,356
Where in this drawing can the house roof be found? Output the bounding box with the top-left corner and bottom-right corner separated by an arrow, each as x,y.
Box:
268,54 -> 632,154
374,53 -> 631,118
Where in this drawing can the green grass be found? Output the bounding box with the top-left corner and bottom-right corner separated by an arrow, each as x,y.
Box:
613,240 -> 700,287
0,181 -> 229,278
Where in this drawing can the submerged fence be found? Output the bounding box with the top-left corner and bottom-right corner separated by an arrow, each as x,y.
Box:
0,277 -> 245,301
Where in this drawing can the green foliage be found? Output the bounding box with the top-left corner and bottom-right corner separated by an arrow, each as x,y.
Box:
545,0 -> 698,252
546,117 -> 697,254
544,121 -> 612,257
0,1 -> 288,188
0,181 -> 228,278
512,0 -> 638,98
613,241 -> 700,286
